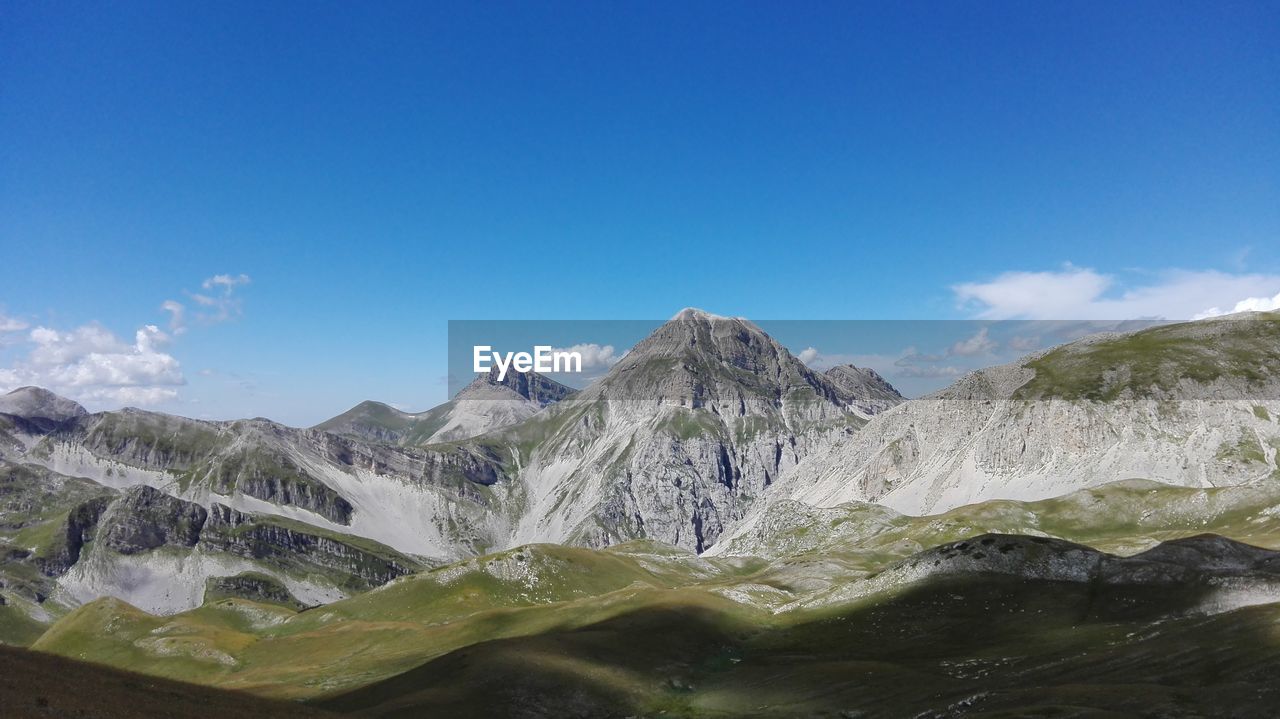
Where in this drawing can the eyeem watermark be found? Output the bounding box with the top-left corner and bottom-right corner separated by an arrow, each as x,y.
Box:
473,345 -> 583,381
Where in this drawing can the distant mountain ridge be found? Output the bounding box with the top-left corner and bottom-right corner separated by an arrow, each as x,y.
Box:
314,367 -> 576,446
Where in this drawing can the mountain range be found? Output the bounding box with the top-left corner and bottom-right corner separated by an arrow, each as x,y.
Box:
3,308 -> 1280,716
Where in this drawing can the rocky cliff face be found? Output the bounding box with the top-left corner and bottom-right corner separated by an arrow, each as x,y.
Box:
0,400 -> 513,561
199,503 -> 419,591
51,487 -> 423,614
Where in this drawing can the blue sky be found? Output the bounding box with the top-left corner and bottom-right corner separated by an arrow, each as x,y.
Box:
1,1 -> 1277,424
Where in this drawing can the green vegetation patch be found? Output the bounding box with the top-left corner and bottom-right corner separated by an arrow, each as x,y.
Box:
1014,314 -> 1280,400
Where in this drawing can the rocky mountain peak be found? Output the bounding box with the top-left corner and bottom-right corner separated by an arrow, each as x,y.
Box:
587,310 -> 850,409
823,365 -> 905,415
0,386 -> 88,423
455,368 -> 577,406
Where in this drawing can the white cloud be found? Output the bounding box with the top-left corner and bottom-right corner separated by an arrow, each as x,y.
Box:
0,322 -> 184,406
2,272 -> 251,408
955,265 -> 1280,320
794,348 -> 872,371
1008,334 -> 1042,352
0,312 -> 28,333
76,386 -> 180,405
551,343 -> 623,371
948,327 -> 996,357
1193,290 -> 1280,320
893,364 -> 964,379
169,273 -> 251,326
203,273 -> 251,290
161,300 -> 187,335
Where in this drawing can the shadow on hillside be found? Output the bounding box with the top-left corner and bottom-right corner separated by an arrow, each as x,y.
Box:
317,571 -> 1280,718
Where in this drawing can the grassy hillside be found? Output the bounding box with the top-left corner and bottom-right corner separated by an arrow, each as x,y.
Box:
1014,313 -> 1280,400
27,478 -> 1280,716
321,573 -> 1280,718
0,643 -> 339,719
32,542 -> 756,699
718,479 -> 1280,568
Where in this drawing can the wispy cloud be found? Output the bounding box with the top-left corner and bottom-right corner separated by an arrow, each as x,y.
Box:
953,265 -> 1280,320
0,312 -> 29,333
947,327 -> 996,357
160,299 -> 186,335
165,273 -> 252,330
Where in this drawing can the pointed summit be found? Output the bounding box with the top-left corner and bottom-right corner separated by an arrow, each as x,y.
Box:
585,310 -> 853,412
669,307 -> 733,322
455,367 -> 577,406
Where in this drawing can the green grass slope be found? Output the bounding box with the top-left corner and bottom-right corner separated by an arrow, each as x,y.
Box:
0,643 -> 339,719
1014,312 -> 1280,400
32,542 -> 753,700
321,574 -> 1280,718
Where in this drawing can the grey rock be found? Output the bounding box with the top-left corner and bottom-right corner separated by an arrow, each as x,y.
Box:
98,486 -> 207,555
204,572 -> 304,609
200,504 -> 418,591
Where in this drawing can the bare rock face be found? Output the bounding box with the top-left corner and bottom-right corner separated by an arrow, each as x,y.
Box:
199,504 -> 418,591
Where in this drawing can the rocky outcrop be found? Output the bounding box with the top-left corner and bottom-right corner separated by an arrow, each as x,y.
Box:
204,572 -> 305,609
98,486 -> 207,555
34,496 -> 112,576
200,504 -> 418,591
199,442 -> 354,524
